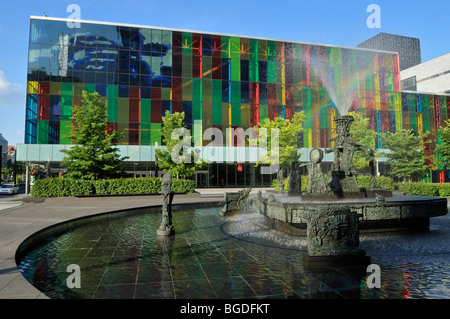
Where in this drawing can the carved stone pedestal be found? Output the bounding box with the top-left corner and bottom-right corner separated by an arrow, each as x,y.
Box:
303,206 -> 370,269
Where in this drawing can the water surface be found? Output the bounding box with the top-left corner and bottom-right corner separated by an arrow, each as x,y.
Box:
17,207 -> 450,299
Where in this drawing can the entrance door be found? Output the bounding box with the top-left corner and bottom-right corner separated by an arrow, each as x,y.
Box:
195,171 -> 209,188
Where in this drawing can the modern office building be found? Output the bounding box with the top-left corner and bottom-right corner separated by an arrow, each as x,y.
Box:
401,53 -> 450,94
17,16 -> 450,186
358,33 -> 421,71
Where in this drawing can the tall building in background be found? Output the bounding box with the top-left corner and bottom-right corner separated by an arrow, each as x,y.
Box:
17,16 -> 450,185
400,53 -> 450,94
358,33 -> 421,71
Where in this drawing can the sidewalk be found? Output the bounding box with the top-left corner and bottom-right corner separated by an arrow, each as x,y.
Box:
0,194 -> 27,212
0,187 -> 269,299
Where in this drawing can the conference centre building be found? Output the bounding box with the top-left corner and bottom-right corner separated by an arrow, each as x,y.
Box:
17,16 -> 450,187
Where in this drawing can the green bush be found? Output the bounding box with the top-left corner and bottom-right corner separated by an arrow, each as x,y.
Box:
356,175 -> 394,190
356,175 -> 371,188
172,179 -> 195,193
31,176 -> 194,197
93,177 -> 161,195
30,178 -> 94,197
437,184 -> 450,197
396,183 -> 439,197
272,176 -> 308,192
375,176 -> 395,190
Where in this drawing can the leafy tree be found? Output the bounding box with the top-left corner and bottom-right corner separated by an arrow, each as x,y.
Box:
155,111 -> 206,179
252,111 -> 306,171
1,160 -> 26,182
60,91 -> 127,180
347,111 -> 377,171
380,129 -> 431,182
437,119 -> 450,169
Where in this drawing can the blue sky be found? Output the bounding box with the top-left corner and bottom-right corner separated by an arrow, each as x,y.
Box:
1,0 -> 449,146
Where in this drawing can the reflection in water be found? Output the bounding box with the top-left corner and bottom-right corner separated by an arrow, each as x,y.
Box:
359,215 -> 450,299
17,207 -> 449,299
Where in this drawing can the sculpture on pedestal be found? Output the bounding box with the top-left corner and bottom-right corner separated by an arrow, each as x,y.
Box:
288,161 -> 302,195
326,115 -> 363,197
157,172 -> 175,236
300,148 -> 332,199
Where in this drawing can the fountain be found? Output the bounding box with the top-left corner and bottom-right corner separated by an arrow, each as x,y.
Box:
250,114 -> 448,268
13,54 -> 449,298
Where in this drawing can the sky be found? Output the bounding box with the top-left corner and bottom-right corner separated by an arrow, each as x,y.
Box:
1,0 -> 449,146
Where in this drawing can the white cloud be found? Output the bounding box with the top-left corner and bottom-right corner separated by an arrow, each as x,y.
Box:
0,70 -> 24,108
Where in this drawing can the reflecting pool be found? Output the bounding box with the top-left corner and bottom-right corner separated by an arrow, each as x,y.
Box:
17,206 -> 450,299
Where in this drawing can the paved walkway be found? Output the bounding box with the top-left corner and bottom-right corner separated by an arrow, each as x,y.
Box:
0,188 -> 267,299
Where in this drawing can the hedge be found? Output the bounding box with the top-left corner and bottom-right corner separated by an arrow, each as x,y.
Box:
396,182 -> 450,197
30,177 -> 195,197
356,175 -> 395,190
272,176 -> 309,192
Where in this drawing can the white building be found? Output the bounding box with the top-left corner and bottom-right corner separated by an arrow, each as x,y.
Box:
400,53 -> 450,94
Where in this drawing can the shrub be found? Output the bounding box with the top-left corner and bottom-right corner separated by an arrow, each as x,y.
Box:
31,176 -> 194,197
375,176 -> 395,190
272,176 -> 308,192
172,179 -> 195,193
356,175 -> 394,190
93,177 -> 161,195
437,184 -> 450,197
356,175 -> 371,188
396,183 -> 439,197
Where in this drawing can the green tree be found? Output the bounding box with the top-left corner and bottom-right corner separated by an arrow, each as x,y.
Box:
155,111 -> 206,179
1,160 -> 26,182
380,129 -> 431,182
253,111 -> 306,170
60,91 -> 127,180
437,119 -> 450,169
347,111 -> 377,171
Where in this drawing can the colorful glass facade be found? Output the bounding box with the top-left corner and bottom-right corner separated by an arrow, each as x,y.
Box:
24,17 -> 450,181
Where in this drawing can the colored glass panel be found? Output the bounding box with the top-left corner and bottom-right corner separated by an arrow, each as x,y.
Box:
106,98 -> 118,122
24,18 -> 448,177
60,121 -> 72,144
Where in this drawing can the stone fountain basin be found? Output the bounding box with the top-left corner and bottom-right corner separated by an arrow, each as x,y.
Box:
250,194 -> 448,236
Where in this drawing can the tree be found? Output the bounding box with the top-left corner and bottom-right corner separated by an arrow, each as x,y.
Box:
347,111 -> 377,171
253,111 -> 306,171
380,129 -> 431,182
60,91 -> 127,180
1,160 -> 26,182
437,119 -> 450,169
155,111 -> 206,179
